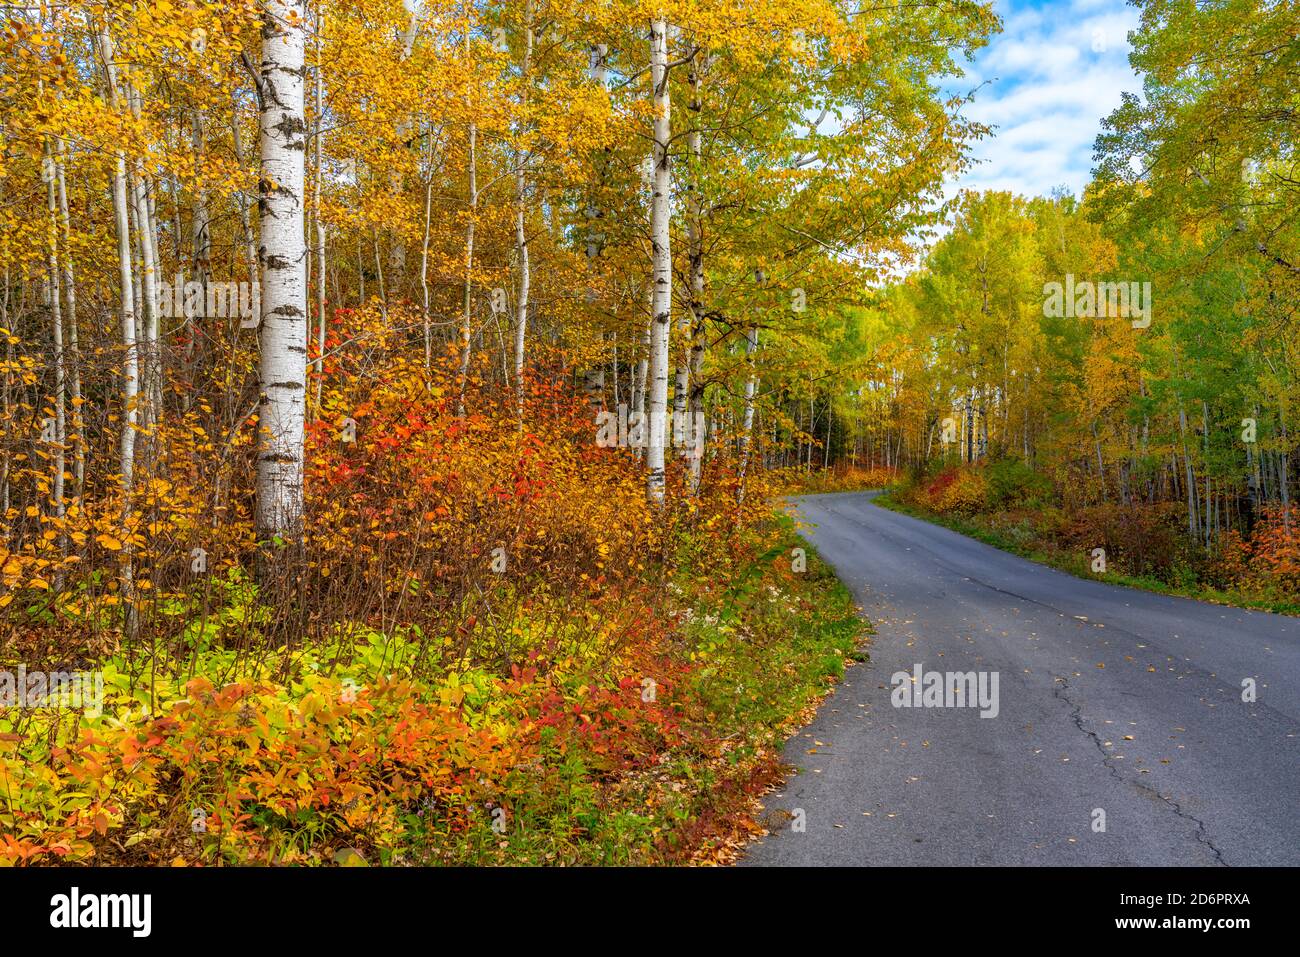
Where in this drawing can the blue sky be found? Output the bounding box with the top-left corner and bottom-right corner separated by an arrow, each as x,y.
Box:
944,0 -> 1143,201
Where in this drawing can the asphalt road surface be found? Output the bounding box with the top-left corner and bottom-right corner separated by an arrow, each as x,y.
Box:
741,491 -> 1300,866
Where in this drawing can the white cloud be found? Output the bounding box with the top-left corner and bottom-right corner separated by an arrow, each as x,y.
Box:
946,0 -> 1142,201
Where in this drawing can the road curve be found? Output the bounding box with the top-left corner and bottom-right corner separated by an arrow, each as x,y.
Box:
741,491 -> 1300,866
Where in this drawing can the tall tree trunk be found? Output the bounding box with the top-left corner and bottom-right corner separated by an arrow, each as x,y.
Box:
1201,400 -> 1212,546
2,268 -> 10,517
43,137 -> 67,534
54,139 -> 84,499
686,52 -> 706,493
455,14 -> 477,416
1279,411 -> 1291,531
189,110 -> 211,401
634,286 -> 651,461
807,395 -> 815,470
311,12 -> 326,418
372,232 -> 387,318
736,327 -> 758,506
124,68 -> 161,438
1178,402 -> 1198,538
513,3 -> 534,421
96,21 -> 140,635
255,0 -> 309,545
645,18 -> 672,507
129,155 -> 159,434
824,395 -> 832,469
457,117 -> 477,416
421,175 -> 433,372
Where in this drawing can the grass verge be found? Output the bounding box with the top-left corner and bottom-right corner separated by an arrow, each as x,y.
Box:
874,491 -> 1300,617
1,509 -> 871,867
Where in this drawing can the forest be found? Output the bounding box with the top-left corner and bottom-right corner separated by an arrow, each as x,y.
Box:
864,1 -> 1298,608
0,0 -> 1295,868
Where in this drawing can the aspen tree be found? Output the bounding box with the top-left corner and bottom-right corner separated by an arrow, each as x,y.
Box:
646,17 -> 672,507
255,0 -> 309,545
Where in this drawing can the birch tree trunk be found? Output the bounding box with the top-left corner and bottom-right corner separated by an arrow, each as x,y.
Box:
685,53 -> 706,493
824,397 -> 832,469
190,111 -> 211,386
457,116 -> 477,417
646,18 -> 672,507
372,232 -> 387,318
1178,401 -> 1197,538
54,139 -> 84,499
1,269 -> 10,517
737,327 -> 758,506
43,137 -> 66,530
96,22 -> 140,635
124,71 -> 161,435
454,11 -> 476,416
634,286 -> 651,461
312,12 -> 326,417
128,156 -> 159,434
513,4 -> 534,421
1280,412 -> 1292,531
421,175 -> 433,371
255,0 -> 309,544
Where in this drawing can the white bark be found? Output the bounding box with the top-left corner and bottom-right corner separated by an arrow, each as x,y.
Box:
54,139 -> 83,498
457,124 -> 476,415
513,4 -> 534,420
686,55 -> 706,492
191,111 -> 211,375
255,0 -> 309,541
737,327 -> 758,505
646,18 -> 672,507
128,162 -> 159,429
96,22 -> 139,632
421,175 -> 433,371
372,232 -> 387,318
312,13 -> 326,416
634,286 -> 651,461
43,137 -> 66,526
513,162 -> 530,413
124,74 -> 161,431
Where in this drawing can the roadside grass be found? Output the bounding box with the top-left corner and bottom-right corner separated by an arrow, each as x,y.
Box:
0,506 -> 872,868
875,492 -> 1300,617
404,509 -> 871,865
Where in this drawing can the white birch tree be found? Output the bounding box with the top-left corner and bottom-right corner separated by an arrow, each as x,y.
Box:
255,0 -> 309,545
646,18 -> 672,507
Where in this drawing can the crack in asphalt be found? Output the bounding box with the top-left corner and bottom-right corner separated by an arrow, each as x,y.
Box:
1051,675 -> 1229,867
753,492 -> 1300,865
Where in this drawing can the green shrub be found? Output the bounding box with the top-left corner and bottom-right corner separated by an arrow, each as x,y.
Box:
985,457 -> 1052,509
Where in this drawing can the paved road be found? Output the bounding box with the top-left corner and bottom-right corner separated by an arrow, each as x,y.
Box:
742,491 -> 1300,866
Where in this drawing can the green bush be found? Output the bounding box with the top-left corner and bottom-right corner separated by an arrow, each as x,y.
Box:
984,457 -> 1052,509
